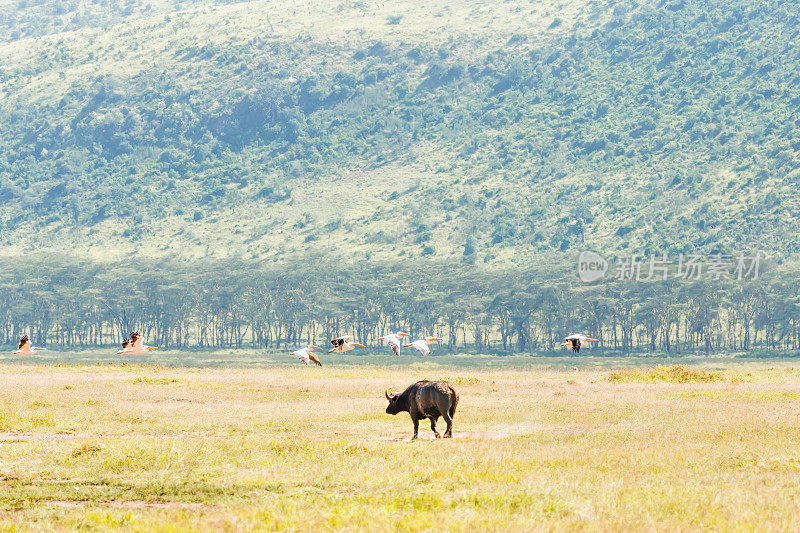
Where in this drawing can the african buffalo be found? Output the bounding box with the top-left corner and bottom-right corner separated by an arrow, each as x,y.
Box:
385,380 -> 458,439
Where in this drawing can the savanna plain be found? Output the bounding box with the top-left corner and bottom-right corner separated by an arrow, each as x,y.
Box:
1,354 -> 799,531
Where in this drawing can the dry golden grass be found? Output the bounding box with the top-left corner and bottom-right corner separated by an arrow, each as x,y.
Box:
0,362 -> 799,530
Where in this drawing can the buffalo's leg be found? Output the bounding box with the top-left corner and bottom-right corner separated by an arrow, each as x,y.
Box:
442,411 -> 453,438
430,417 -> 441,438
412,417 -> 419,439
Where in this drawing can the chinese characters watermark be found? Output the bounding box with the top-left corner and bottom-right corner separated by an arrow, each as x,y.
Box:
578,251 -> 762,283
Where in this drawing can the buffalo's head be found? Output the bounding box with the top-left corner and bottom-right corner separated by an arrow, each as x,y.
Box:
385,388 -> 401,415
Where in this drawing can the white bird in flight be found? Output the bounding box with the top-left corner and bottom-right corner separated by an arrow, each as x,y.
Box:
560,334 -> 598,353
117,331 -> 158,355
404,336 -> 443,356
292,344 -> 323,366
12,335 -> 45,355
377,331 -> 411,355
328,335 -> 365,353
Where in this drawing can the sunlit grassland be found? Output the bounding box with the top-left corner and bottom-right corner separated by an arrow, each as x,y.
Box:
0,359 -> 799,530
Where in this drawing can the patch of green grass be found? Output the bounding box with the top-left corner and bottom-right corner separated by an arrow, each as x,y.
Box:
131,377 -> 181,385
70,442 -> 103,458
677,390 -> 800,401
437,376 -> 486,385
608,365 -> 724,383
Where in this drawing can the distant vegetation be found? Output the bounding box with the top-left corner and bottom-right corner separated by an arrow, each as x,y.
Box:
2,256 -> 799,355
1,0 -> 799,353
0,0 -> 799,262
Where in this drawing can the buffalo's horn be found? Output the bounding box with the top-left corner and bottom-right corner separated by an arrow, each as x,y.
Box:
385,388 -> 394,400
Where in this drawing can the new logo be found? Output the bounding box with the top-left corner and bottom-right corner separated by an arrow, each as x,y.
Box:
578,251 -> 608,282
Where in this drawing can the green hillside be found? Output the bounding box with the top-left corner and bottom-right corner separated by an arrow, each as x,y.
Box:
1,0 -> 798,265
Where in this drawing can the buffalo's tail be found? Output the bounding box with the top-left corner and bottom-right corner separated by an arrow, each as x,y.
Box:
449,387 -> 459,418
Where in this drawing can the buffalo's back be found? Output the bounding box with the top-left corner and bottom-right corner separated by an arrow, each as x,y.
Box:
414,381 -> 455,416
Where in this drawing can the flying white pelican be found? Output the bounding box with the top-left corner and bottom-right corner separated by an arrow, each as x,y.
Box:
560,334 -> 598,353
291,344 -> 323,366
328,335 -> 365,353
12,335 -> 45,355
121,331 -> 158,355
377,331 -> 411,355
404,336 -> 443,356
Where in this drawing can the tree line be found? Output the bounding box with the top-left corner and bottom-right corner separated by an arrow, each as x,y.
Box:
1,255 -> 798,356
